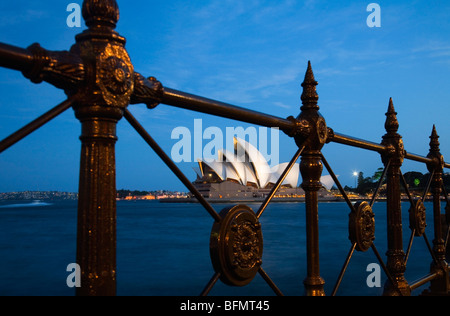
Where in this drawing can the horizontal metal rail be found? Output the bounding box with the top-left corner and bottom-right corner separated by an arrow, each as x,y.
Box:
0,42 -> 33,72
0,41 -> 449,169
331,132 -> 386,153
405,152 -> 432,165
160,89 -> 450,169
162,87 -> 296,132
409,272 -> 440,291
330,132 -> 450,169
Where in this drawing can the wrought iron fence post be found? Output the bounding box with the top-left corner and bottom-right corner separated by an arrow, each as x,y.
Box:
381,99 -> 410,296
296,62 -> 327,296
71,0 -> 134,296
426,126 -> 450,295
0,0 -> 133,295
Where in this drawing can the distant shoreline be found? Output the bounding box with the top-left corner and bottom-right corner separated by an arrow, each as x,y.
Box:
0,191 -> 78,201
158,196 -> 444,204
1,191 -> 446,203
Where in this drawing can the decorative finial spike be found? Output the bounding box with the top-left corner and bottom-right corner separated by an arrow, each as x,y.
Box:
384,97 -> 399,134
82,0 -> 120,29
302,61 -> 317,87
431,124 -> 438,137
429,124 -> 440,151
387,97 -> 395,113
301,61 -> 319,110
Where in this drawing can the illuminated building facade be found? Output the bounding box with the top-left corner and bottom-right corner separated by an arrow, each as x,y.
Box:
192,137 -> 335,201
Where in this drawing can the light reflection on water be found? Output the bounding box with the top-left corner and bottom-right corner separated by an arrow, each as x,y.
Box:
0,200 -> 53,208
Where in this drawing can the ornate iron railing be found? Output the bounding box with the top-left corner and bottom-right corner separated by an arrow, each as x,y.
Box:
0,0 -> 449,296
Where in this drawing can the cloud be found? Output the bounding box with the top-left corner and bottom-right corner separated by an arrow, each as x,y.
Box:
412,41 -> 450,59
134,1 -> 450,120
0,9 -> 49,27
273,101 -> 292,109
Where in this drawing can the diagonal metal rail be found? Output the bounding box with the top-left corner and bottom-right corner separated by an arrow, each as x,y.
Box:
403,170 -> 435,265
256,146 -> 304,219
320,153 -> 356,213
200,272 -> 221,296
258,267 -> 284,296
323,154 -> 401,296
200,267 -> 284,296
0,97 -> 76,153
123,109 -> 222,223
370,160 -> 390,207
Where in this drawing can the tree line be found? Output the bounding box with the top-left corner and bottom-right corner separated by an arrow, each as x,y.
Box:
344,169 -> 450,195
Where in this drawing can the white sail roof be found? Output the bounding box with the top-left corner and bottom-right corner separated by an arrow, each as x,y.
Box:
223,164 -> 241,183
270,163 -> 300,188
199,159 -> 242,184
202,160 -> 225,180
221,149 -> 259,186
220,150 -> 243,185
320,175 -> 336,190
239,161 -> 259,186
234,137 -> 272,188
196,138 -> 336,190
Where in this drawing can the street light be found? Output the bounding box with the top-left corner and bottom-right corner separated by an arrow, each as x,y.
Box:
353,171 -> 358,190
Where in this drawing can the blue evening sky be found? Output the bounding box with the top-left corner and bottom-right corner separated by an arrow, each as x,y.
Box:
0,0 -> 449,192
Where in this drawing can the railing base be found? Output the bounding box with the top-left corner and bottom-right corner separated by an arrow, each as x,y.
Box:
383,280 -> 411,296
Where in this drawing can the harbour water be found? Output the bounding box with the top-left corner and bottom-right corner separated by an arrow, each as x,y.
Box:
0,199 -> 441,296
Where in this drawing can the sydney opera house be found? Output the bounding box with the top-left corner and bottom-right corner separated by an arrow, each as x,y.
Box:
192,137 -> 336,201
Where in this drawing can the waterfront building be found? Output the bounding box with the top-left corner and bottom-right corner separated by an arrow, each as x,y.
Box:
192,137 -> 336,201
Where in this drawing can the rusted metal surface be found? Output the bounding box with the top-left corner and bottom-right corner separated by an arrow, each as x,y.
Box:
0,0 -> 449,296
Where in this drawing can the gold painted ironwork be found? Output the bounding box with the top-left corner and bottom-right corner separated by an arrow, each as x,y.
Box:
0,0 -> 449,296
210,205 -> 263,287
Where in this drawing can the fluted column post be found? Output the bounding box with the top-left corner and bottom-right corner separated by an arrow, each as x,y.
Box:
0,0 -> 164,295
72,0 -> 134,296
426,126 -> 450,295
381,98 -> 410,296
295,62 -> 327,296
